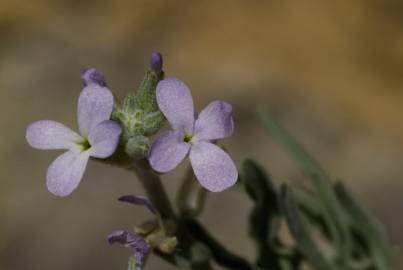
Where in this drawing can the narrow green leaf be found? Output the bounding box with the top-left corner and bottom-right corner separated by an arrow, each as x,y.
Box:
334,182 -> 393,270
279,184 -> 337,270
258,111 -> 353,264
258,111 -> 328,180
293,188 -> 331,238
241,159 -> 282,268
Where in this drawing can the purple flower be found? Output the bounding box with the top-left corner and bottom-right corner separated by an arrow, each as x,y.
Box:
108,230 -> 150,266
148,78 -> 238,192
26,69 -> 122,197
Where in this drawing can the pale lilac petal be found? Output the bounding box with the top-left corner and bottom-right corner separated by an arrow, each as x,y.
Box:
26,120 -> 81,150
118,195 -> 157,215
194,101 -> 234,140
81,68 -> 107,87
189,141 -> 238,192
148,131 -> 190,173
77,85 -> 114,137
156,78 -> 194,133
88,120 -> 122,158
46,150 -> 90,197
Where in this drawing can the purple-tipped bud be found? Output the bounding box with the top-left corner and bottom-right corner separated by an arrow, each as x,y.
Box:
118,195 -> 158,215
81,68 -> 107,87
150,52 -> 163,72
108,230 -> 150,266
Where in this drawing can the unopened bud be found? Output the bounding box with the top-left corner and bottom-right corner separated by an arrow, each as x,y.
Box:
150,52 -> 163,72
80,68 -> 107,87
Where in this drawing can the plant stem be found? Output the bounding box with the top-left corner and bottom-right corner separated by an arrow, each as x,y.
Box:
130,159 -> 175,220
184,219 -> 257,270
130,160 -> 214,270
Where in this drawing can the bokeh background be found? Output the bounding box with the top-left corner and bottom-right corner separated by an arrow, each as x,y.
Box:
2,0 -> 403,269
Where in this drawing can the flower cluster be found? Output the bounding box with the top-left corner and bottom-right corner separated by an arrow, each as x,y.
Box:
24,53 -> 394,270
108,195 -> 177,268
26,53 -> 238,196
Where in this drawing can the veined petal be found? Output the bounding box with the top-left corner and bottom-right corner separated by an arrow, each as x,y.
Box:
189,141 -> 237,192
88,120 -> 122,158
156,78 -> 194,133
77,84 -> 114,137
46,150 -> 90,197
194,101 -> 234,140
148,131 -> 190,173
26,120 -> 81,150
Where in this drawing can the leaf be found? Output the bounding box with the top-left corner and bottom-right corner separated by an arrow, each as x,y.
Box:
258,111 -> 353,263
293,188 -> 330,237
279,184 -> 337,270
241,159 -> 282,268
334,182 -> 393,270
258,111 -> 328,180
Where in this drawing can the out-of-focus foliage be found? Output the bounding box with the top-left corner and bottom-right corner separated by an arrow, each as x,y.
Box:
236,112 -> 394,269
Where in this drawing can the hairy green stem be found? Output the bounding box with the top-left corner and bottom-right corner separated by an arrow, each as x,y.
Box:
130,159 -> 175,220
130,159 -> 213,270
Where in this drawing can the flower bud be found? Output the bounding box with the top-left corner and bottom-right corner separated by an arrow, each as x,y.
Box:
80,68 -> 107,87
150,52 -> 163,72
110,55 -> 166,159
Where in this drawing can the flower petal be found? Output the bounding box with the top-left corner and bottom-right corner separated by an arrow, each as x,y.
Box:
88,120 -> 121,158
118,195 -> 157,215
189,141 -> 238,192
156,78 -> 194,133
46,150 -> 90,197
26,120 -> 81,150
148,131 -> 190,173
194,101 -> 234,140
77,84 -> 114,137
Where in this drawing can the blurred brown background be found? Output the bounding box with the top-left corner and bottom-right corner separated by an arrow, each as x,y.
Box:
1,0 -> 403,269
